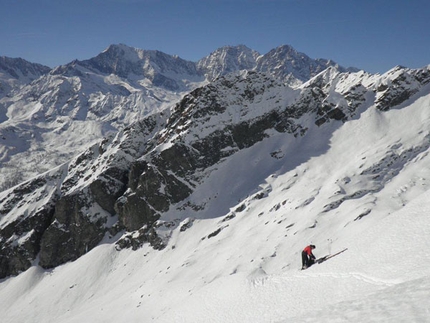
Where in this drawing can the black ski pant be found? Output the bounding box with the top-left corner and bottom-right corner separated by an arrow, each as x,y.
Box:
301,251 -> 314,267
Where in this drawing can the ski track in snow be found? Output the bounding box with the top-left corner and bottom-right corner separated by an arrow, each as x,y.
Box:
253,271 -> 400,288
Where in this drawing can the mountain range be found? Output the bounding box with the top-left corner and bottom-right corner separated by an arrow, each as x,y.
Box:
0,44 -> 356,192
1,43 -> 430,322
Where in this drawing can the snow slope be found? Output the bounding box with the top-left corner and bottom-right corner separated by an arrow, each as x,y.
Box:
1,68 -> 430,322
2,190 -> 429,322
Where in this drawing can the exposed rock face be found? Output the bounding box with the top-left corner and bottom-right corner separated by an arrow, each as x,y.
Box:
0,176 -> 57,277
39,193 -> 105,268
375,66 -> 430,111
1,61 -> 429,278
0,204 -> 54,277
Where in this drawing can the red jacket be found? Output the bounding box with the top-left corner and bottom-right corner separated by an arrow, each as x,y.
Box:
303,245 -> 314,256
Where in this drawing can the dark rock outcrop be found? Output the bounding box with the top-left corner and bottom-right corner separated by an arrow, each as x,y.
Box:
39,193 -> 104,268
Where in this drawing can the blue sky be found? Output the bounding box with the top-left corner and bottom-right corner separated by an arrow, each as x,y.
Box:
1,0 -> 429,73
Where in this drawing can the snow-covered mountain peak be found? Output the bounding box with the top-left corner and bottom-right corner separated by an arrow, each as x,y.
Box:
197,44 -> 261,81
96,43 -> 159,68
196,44 -> 357,87
0,56 -> 51,97
80,44 -> 202,84
255,44 -> 358,86
302,65 -> 370,91
263,44 -> 301,59
101,43 -> 144,61
0,56 -> 50,79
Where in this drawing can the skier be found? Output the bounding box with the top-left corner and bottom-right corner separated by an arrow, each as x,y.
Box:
301,244 -> 316,270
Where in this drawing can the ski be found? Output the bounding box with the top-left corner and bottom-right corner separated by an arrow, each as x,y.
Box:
316,248 -> 348,264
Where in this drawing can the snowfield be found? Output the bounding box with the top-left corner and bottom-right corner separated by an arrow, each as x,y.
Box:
1,77 -> 430,322
1,189 -> 429,323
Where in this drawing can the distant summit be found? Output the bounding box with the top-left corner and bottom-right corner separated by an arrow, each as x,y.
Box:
0,56 -> 50,97
197,44 -> 357,85
79,44 -> 203,91
197,45 -> 260,81
256,45 -> 358,84
0,56 -> 51,79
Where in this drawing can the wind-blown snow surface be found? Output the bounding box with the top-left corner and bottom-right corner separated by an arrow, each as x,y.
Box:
1,78 -> 430,322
